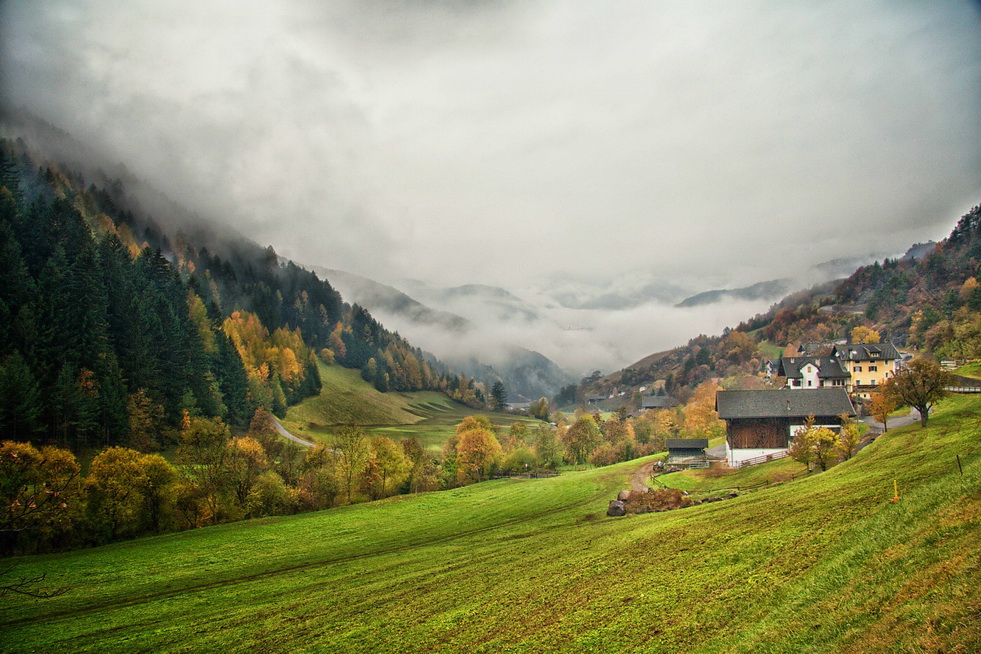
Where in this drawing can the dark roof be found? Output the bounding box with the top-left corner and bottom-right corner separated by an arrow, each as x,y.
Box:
665,439 -> 708,450
834,343 -> 900,361
715,389 -> 855,419
642,396 -> 679,409
778,356 -> 849,379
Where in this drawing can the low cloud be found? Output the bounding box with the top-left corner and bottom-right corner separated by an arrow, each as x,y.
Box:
3,1 -> 979,294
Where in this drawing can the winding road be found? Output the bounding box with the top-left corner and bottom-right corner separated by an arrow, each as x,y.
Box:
270,417 -> 314,447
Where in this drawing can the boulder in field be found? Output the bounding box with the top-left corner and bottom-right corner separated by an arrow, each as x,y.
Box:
607,500 -> 627,516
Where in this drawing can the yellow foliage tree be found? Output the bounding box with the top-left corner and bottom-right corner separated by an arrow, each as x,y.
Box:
456,428 -> 502,484
683,380 -> 725,440
850,326 -> 881,344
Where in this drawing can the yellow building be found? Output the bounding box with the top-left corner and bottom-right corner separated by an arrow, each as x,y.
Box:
833,343 -> 901,399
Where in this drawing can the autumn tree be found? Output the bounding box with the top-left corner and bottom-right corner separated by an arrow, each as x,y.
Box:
333,425 -> 370,504
533,423 -> 561,470
86,446 -> 149,541
138,453 -> 179,534
246,471 -> 297,517
850,326 -> 881,344
682,380 -> 725,440
836,414 -> 862,461
529,397 -> 550,422
367,436 -> 410,498
455,426 -> 502,484
868,388 -> 898,432
562,414 -> 602,466
176,416 -> 234,524
810,427 -> 842,471
227,437 -> 270,512
502,421 -> 529,452
790,418 -> 842,472
589,442 -> 619,467
0,441 -> 82,554
125,388 -> 169,452
883,359 -> 952,427
456,414 -> 494,434
298,443 -> 344,510
788,417 -> 817,471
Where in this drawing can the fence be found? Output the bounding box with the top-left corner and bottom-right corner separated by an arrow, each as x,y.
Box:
731,449 -> 790,469
945,376 -> 981,393
491,470 -> 560,480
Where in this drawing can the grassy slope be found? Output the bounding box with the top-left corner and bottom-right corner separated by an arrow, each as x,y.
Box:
283,362 -> 538,451
1,396 -> 979,653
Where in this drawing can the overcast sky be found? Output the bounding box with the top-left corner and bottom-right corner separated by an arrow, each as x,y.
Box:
4,0 -> 980,293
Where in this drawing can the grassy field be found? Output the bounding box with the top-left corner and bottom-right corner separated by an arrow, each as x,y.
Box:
958,361 -> 981,379
756,339 -> 786,360
282,362 -> 539,451
1,395 -> 979,653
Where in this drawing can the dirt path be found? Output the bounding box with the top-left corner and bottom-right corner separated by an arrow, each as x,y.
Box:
630,460 -> 657,492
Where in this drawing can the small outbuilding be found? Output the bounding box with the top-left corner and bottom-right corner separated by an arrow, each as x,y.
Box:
642,396 -> 680,410
665,438 -> 709,467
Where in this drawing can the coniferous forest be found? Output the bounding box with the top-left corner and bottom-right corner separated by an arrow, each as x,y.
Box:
0,138 -> 464,452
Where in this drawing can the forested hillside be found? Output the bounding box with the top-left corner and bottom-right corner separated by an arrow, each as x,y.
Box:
582,204 -> 981,404
0,138 -> 472,450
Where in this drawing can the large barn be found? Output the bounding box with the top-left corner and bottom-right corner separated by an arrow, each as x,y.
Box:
715,388 -> 855,467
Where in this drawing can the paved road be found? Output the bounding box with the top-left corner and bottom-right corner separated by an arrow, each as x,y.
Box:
861,407 -> 922,433
271,416 -> 314,448
706,443 -> 727,459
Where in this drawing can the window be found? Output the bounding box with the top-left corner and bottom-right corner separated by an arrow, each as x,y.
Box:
870,379 -> 876,386
807,380 -> 813,387
854,366 -> 862,372
869,365 -> 877,372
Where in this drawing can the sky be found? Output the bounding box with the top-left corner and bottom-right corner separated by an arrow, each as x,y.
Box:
2,1 -> 981,374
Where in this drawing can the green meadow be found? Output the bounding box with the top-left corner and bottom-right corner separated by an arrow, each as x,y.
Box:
1,395 -> 979,653
280,362 -> 540,451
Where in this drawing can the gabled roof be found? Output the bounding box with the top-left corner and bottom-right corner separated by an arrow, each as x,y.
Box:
665,438 -> 708,450
642,396 -> 679,409
778,356 -> 850,379
716,389 -> 855,420
834,342 -> 900,361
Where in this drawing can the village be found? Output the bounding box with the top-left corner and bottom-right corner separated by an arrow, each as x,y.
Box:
596,335 -> 977,473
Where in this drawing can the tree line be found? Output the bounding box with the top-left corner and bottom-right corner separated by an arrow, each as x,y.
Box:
1,379 -> 729,556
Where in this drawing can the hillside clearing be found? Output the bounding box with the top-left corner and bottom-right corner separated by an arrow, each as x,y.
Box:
282,361 -> 540,450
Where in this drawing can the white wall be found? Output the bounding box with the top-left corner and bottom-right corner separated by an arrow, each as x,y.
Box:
727,443 -> 788,467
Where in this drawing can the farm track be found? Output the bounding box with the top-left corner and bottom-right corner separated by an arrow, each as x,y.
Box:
0,477 -> 617,629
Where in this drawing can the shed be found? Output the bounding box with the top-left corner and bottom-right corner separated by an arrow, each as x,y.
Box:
665,438 -> 708,459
